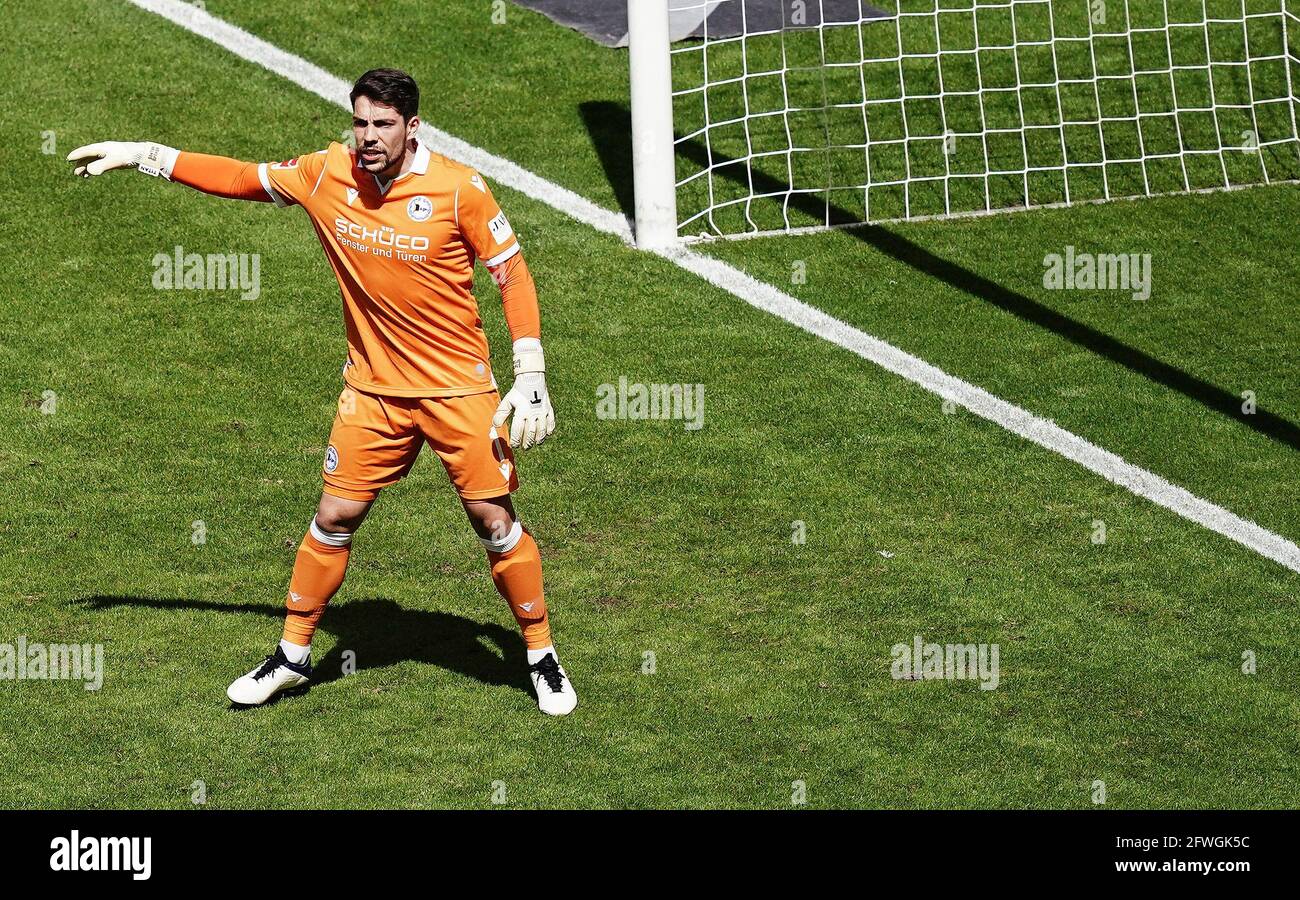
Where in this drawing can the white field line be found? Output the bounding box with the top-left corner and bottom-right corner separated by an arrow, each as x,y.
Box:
128,0 -> 1300,575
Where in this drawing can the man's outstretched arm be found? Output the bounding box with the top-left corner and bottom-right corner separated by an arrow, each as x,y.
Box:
67,142 -> 279,202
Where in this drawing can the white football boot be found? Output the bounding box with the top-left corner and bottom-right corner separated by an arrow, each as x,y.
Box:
528,652 -> 577,716
226,646 -> 311,706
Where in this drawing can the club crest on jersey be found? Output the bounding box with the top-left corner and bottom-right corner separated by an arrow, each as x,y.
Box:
324,445 -> 339,473
407,196 -> 433,222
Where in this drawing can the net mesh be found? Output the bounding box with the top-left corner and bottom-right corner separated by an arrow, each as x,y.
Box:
668,0 -> 1300,238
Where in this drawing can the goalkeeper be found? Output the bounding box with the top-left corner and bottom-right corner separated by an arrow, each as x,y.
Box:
67,68 -> 577,715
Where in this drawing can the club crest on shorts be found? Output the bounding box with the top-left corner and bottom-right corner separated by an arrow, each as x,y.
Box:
407,195 -> 433,222
324,445 -> 339,473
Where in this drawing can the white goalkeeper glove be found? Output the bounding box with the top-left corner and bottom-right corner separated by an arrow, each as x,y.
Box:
67,141 -> 179,179
493,338 -> 555,450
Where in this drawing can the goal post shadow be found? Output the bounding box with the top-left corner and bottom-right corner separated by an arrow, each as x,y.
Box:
579,99 -> 1300,453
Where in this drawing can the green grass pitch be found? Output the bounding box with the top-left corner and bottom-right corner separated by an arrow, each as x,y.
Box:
1,0 -> 1298,808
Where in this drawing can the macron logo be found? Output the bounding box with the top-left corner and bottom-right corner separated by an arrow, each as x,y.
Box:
346,187 -> 359,206
50,830 -> 152,881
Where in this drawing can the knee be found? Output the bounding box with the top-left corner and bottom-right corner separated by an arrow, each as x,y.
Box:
314,510 -> 359,535
462,497 -> 518,549
479,510 -> 515,540
315,495 -> 371,535
478,517 -> 522,551
476,515 -> 523,554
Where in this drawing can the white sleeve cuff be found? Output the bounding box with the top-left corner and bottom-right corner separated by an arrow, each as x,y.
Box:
484,242 -> 520,268
257,163 -> 291,207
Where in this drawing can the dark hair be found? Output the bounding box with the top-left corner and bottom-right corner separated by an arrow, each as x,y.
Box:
350,68 -> 420,121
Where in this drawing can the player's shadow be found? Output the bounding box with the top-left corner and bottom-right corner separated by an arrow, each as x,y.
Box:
579,100 -> 1300,453
78,595 -> 531,697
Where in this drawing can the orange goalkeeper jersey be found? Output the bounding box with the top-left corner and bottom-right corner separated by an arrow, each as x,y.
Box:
261,141 -> 520,398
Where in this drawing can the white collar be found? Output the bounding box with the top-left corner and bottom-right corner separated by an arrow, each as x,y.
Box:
409,139 -> 430,175
369,140 -> 429,194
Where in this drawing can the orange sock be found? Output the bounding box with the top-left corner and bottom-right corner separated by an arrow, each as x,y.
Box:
282,522 -> 352,647
485,526 -> 551,650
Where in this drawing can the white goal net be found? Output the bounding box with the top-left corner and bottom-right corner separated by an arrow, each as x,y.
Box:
632,0 -> 1300,242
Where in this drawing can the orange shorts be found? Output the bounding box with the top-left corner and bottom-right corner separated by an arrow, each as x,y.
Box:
321,387 -> 518,502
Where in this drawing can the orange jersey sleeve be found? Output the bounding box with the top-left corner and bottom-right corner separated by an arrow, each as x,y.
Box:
171,152 -> 272,201
456,170 -> 520,268
261,150 -> 330,208
488,251 -> 541,342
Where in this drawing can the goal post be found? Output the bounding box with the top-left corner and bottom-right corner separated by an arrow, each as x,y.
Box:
1287,0 -> 1300,146
628,0 -> 680,248
627,0 -> 1300,244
